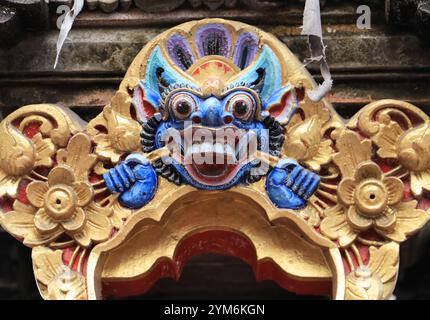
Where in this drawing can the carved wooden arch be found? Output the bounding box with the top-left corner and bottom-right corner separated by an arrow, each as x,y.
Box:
0,19 -> 429,300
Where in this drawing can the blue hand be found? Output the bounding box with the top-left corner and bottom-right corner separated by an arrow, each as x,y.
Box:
103,154 -> 158,209
266,159 -> 320,209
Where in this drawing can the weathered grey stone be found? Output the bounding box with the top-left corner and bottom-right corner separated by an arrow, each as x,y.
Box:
3,0 -> 49,28
99,0 -> 118,12
0,5 -> 21,46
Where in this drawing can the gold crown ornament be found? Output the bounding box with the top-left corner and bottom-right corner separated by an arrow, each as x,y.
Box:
0,19 -> 429,300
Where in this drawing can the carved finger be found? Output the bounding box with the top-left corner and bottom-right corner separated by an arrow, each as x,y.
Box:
116,164 -> 132,189
110,169 -> 125,192
303,175 -> 320,200
285,166 -> 301,187
297,172 -> 314,197
292,170 -> 308,193
103,171 -> 117,193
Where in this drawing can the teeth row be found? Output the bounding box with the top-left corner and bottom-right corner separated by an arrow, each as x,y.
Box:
185,143 -> 236,158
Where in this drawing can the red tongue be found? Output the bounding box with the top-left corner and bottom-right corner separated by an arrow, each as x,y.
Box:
193,162 -> 229,177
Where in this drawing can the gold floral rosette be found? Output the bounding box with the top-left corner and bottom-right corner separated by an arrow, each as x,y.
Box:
0,19 -> 429,300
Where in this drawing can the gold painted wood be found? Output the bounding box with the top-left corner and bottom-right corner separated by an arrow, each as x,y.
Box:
0,19 -> 428,300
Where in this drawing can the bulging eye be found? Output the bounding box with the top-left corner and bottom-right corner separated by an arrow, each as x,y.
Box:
228,93 -> 255,121
170,93 -> 196,120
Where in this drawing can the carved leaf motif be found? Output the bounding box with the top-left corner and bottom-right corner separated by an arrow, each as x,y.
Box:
333,130 -> 372,178
47,269 -> 87,300
32,246 -> 64,287
1,200 -> 64,247
398,121 -> 430,172
111,90 -> 133,116
410,170 -> 430,198
104,107 -> 141,152
110,198 -> 132,229
73,203 -> 113,247
373,120 -> 403,159
104,93 -> 141,153
299,97 -> 331,126
93,162 -> 109,175
32,133 -> 56,168
57,133 -> 97,182
0,122 -> 35,196
0,173 -> 21,199
32,247 -> 87,300
345,242 -> 399,300
284,115 -> 332,171
1,201 -> 36,237
298,201 -> 321,227
88,90 -> 141,163
368,242 -> 399,299
320,204 -> 357,247
284,116 -> 320,160
93,134 -> 122,162
345,267 -> 384,300
382,200 -> 430,242
306,139 -> 332,172
345,281 -> 370,300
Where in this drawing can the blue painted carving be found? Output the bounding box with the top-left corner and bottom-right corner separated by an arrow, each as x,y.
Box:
104,22 -> 322,210
103,154 -> 158,209
266,159 -> 320,209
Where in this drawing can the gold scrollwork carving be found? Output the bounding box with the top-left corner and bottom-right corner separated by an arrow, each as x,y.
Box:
88,90 -> 141,163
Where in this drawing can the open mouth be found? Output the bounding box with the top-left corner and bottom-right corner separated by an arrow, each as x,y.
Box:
165,125 -> 258,186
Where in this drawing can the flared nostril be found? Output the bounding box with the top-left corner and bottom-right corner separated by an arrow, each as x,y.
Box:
191,115 -> 202,124
223,114 -> 234,124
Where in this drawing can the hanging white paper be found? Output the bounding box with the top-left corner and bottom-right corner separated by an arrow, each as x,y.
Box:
54,0 -> 84,69
301,0 -> 333,102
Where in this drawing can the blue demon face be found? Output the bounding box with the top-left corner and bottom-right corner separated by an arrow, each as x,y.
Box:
152,86 -> 270,190
105,23 -> 318,209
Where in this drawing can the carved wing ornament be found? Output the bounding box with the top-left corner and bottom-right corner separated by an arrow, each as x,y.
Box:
0,19 -> 429,300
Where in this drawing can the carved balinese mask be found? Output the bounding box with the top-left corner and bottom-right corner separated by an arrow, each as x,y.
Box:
0,19 -> 429,300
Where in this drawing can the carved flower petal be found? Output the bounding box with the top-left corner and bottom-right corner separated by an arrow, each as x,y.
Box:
73,228 -> 91,248
23,228 -> 63,247
1,208 -> 36,239
346,206 -> 372,231
61,207 -> 86,233
383,177 -> 404,205
374,208 -> 397,232
355,162 -> 382,183
48,166 -> 75,186
378,229 -> 403,242
337,178 -> 356,206
27,181 -> 49,208
410,170 -> 430,198
383,200 -> 430,243
320,205 -> 357,247
84,203 -> 112,242
34,209 -> 60,234
12,200 -> 36,215
73,182 -> 94,207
